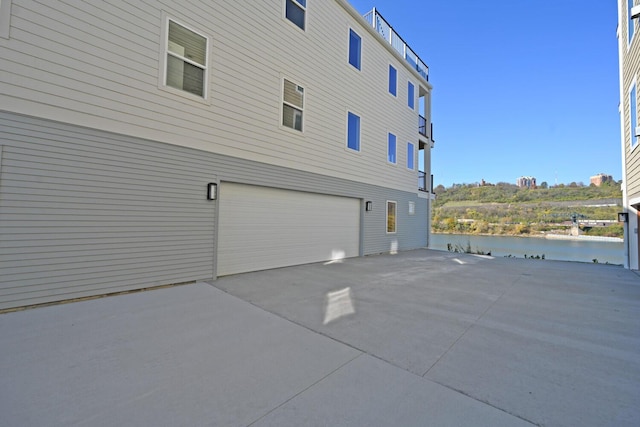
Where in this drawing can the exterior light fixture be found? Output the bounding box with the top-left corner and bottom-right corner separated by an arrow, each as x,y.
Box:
365,201 -> 373,211
618,212 -> 629,223
207,183 -> 217,200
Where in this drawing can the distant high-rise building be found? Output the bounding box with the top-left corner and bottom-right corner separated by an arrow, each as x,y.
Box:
590,173 -> 614,187
516,176 -> 536,189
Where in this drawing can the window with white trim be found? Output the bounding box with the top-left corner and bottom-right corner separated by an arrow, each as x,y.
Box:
387,201 -> 397,233
282,79 -> 304,131
347,111 -> 360,151
407,142 -> 415,169
408,201 -> 415,215
285,0 -> 306,31
349,29 -> 361,70
408,81 -> 415,109
631,81 -> 638,148
387,133 -> 396,163
164,19 -> 208,98
630,0 -> 636,44
388,65 -> 397,96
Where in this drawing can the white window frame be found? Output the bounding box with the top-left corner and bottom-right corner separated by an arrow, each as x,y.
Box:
386,200 -> 397,234
159,15 -> 210,103
348,28 -> 362,71
387,132 -> 397,164
281,77 -> 305,133
407,142 -> 415,170
630,0 -> 637,45
630,79 -> 639,150
284,0 -> 306,31
388,64 -> 397,97
407,81 -> 415,110
0,0 -> 12,39
346,110 -> 361,153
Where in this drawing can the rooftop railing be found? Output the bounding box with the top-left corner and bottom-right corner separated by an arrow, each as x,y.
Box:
363,8 -> 429,81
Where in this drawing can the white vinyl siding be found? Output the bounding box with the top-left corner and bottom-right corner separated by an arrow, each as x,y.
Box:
0,0 -> 429,194
217,183 -> 360,275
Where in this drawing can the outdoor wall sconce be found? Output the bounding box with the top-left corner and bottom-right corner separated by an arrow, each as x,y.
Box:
365,201 -> 373,211
207,183 -> 217,200
618,212 -> 628,223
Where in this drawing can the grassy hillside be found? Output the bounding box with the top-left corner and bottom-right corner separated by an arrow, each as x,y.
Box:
432,182 -> 623,238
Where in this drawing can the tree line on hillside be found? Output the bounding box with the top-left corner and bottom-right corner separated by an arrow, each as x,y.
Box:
433,181 -> 622,206
432,181 -> 623,238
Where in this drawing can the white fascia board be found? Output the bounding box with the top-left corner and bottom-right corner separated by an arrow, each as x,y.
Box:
632,5 -> 640,19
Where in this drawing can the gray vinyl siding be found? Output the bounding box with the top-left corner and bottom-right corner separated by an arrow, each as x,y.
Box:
0,112 -> 428,309
0,0 -> 430,194
0,112 -> 216,309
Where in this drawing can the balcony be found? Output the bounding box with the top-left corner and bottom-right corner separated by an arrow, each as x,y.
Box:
418,116 -> 434,143
418,171 -> 427,192
363,8 -> 429,81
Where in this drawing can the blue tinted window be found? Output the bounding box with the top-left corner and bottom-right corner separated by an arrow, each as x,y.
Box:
630,0 -> 635,42
347,112 -> 360,151
286,0 -> 305,31
349,29 -> 361,70
408,82 -> 415,109
631,84 -> 637,148
389,65 -> 397,96
407,142 -> 415,169
388,133 -> 396,163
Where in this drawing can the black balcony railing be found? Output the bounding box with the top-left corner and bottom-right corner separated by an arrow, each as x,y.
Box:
419,115 -> 427,137
418,171 -> 427,192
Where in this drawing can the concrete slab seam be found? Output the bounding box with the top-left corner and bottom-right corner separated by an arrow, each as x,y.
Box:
426,377 -> 540,426
246,353 -> 365,426
421,271 -> 529,378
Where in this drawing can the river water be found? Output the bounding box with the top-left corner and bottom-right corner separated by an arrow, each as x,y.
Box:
429,233 -> 625,265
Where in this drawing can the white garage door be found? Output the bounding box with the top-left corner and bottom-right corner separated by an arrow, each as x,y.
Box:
217,183 -> 360,276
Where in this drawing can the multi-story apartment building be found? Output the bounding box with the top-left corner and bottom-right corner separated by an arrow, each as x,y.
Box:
0,1 -> 434,309
589,173 -> 614,187
618,0 -> 640,269
516,176 -> 536,189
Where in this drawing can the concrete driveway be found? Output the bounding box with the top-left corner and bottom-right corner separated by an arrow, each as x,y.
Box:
1,249 -> 639,426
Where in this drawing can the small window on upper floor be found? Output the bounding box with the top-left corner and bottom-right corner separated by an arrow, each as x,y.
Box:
630,82 -> 638,149
0,0 -> 13,39
407,142 -> 415,170
285,0 -> 306,31
387,133 -> 396,164
408,82 -> 415,109
164,19 -> 208,98
630,0 -> 636,44
282,78 -> 304,132
349,29 -> 361,70
388,65 -> 397,96
347,111 -> 361,151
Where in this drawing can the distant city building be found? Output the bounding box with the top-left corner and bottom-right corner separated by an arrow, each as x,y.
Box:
617,0 -> 639,269
516,176 -> 536,189
590,173 -> 614,186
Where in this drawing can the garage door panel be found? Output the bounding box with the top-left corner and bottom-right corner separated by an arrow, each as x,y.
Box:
217,183 -> 360,276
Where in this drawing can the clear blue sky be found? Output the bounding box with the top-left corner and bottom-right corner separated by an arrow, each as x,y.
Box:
347,0 -> 622,187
